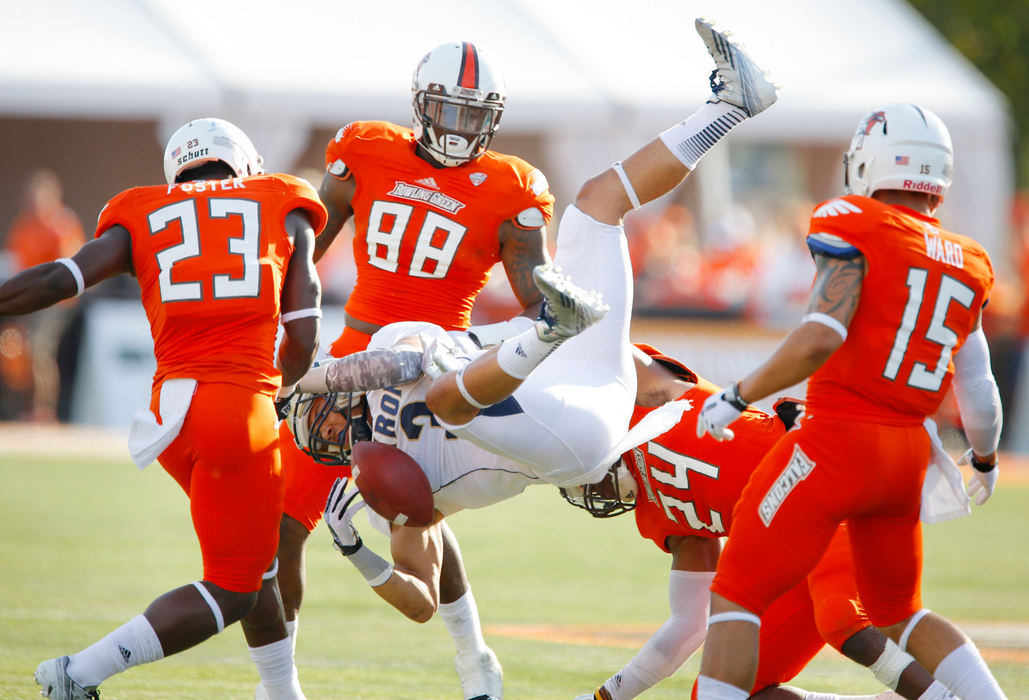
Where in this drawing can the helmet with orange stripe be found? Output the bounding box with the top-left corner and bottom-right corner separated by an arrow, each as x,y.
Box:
411,41 -> 506,167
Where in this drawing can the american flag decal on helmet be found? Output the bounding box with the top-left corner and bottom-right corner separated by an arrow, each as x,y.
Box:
458,42 -> 479,88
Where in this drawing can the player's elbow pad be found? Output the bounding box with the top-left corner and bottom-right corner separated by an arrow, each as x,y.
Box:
952,328 -> 1002,455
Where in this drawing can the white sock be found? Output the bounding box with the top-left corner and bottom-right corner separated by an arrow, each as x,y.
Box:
250,637 -> 305,700
285,618 -> 298,656
601,667 -> 657,700
438,590 -> 488,656
659,101 -> 748,170
495,326 -> 562,379
66,614 -> 164,686
918,681 -> 956,699
696,675 -> 748,700
934,643 -> 1007,699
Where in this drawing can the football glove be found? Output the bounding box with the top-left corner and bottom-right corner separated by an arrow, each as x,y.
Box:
324,476 -> 367,555
959,449 -> 999,506
274,383 -> 296,422
772,396 -> 805,431
696,383 -> 748,441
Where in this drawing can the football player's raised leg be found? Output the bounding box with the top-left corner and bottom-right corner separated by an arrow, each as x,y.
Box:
433,16 -> 780,483
577,16 -> 778,228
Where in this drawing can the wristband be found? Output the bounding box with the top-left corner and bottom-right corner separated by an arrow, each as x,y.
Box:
726,382 -> 749,411
970,455 -> 997,474
333,534 -> 364,557
55,258 -> 85,297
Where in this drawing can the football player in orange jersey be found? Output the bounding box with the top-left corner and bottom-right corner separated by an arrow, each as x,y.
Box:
271,40 -> 555,700
695,104 -> 1007,700
290,17 -> 786,699
0,118 -> 325,700
568,345 -> 953,700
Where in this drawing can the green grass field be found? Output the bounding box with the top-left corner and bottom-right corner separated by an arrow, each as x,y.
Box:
1,444 -> 1027,699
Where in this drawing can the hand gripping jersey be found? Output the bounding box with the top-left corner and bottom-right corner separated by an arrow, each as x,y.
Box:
624,346 -> 786,552
324,121 -> 554,331
805,195 -> 994,424
96,174 -> 327,394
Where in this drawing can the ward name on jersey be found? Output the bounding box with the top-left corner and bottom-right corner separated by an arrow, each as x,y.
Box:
805,194 -> 993,424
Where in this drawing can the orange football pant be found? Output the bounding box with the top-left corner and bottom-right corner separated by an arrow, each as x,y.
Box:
713,416 -> 928,627
157,381 -> 282,593
691,524 -> 872,697
281,326 -> 370,531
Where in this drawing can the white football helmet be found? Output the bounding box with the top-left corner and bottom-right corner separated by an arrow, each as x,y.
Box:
411,41 -> 506,167
843,103 -> 953,200
286,390 -> 369,466
163,117 -> 265,185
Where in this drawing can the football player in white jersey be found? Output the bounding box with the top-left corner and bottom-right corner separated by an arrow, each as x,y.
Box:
283,18 -> 780,688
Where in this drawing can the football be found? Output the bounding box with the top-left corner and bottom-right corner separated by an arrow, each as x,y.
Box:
352,441 -> 435,527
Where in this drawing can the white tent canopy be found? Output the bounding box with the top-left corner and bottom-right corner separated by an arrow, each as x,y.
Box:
1,0 -> 1013,253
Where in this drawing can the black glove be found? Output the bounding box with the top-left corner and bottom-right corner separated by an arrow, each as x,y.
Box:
772,397 -> 805,431
274,385 -> 296,422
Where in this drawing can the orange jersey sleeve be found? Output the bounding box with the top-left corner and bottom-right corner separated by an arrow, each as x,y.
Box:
805,195 -> 994,423
96,173 -> 327,394
324,120 -> 554,330
625,346 -> 786,552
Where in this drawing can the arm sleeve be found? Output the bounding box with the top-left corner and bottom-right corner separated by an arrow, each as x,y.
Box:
297,345 -> 423,394
599,570 -> 714,698
952,327 -> 1002,456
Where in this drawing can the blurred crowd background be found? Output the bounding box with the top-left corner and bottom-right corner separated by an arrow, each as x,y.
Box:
2,0 -> 1028,451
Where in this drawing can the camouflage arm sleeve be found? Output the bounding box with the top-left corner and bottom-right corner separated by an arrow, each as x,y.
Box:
298,345 -> 423,394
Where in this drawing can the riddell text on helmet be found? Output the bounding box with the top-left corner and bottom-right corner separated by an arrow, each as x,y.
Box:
903,180 -> 944,194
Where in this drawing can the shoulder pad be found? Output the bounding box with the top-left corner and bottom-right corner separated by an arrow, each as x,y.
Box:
528,169 -> 549,197
807,232 -> 861,259
515,207 -> 545,229
326,159 -> 350,178
333,122 -> 356,143
812,198 -> 864,218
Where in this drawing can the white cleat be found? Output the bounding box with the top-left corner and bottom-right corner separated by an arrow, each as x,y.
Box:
695,17 -> 779,117
532,264 -> 608,342
455,647 -> 503,700
33,657 -> 99,700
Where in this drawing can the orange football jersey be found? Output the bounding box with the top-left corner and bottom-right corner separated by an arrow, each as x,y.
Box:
625,345 -> 786,552
324,120 -> 554,330
96,174 -> 327,394
805,195 -> 994,424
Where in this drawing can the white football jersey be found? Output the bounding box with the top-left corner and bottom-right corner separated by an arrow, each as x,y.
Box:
364,322 -> 540,516
361,205 -> 650,523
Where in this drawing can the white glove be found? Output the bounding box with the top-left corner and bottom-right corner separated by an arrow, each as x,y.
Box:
419,332 -> 468,380
324,476 -> 367,554
573,694 -> 595,700
696,383 -> 748,441
959,449 -> 999,506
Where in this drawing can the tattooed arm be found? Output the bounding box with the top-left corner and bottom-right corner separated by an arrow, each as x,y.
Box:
498,219 -> 549,317
735,252 -> 865,404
